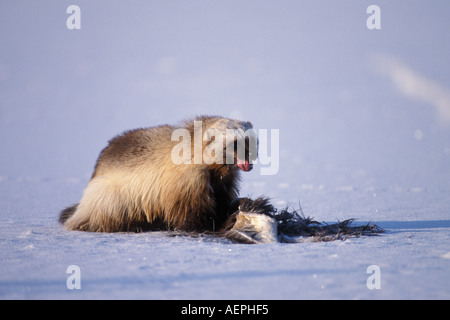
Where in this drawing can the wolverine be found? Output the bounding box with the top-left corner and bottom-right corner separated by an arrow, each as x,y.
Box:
59,115 -> 257,233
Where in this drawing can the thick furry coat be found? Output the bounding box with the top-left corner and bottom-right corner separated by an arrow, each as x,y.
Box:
60,116 -> 255,232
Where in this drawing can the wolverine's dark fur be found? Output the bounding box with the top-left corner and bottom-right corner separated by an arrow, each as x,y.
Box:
59,204 -> 77,224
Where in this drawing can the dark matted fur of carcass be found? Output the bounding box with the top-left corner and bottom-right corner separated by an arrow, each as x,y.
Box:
220,197 -> 384,243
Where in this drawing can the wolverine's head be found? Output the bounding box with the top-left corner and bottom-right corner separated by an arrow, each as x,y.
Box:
171,116 -> 258,171
201,116 -> 258,172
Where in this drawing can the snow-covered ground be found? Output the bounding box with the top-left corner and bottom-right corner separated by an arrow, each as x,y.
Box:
1,1 -> 449,299
1,178 -> 449,299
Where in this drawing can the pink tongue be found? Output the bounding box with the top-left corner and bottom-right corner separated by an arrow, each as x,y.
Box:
237,160 -> 251,171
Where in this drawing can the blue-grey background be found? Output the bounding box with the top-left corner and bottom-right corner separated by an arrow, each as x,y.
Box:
1,0 -> 449,191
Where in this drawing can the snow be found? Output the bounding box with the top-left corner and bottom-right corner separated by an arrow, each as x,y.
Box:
4,179 -> 449,300
1,1 -> 450,300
